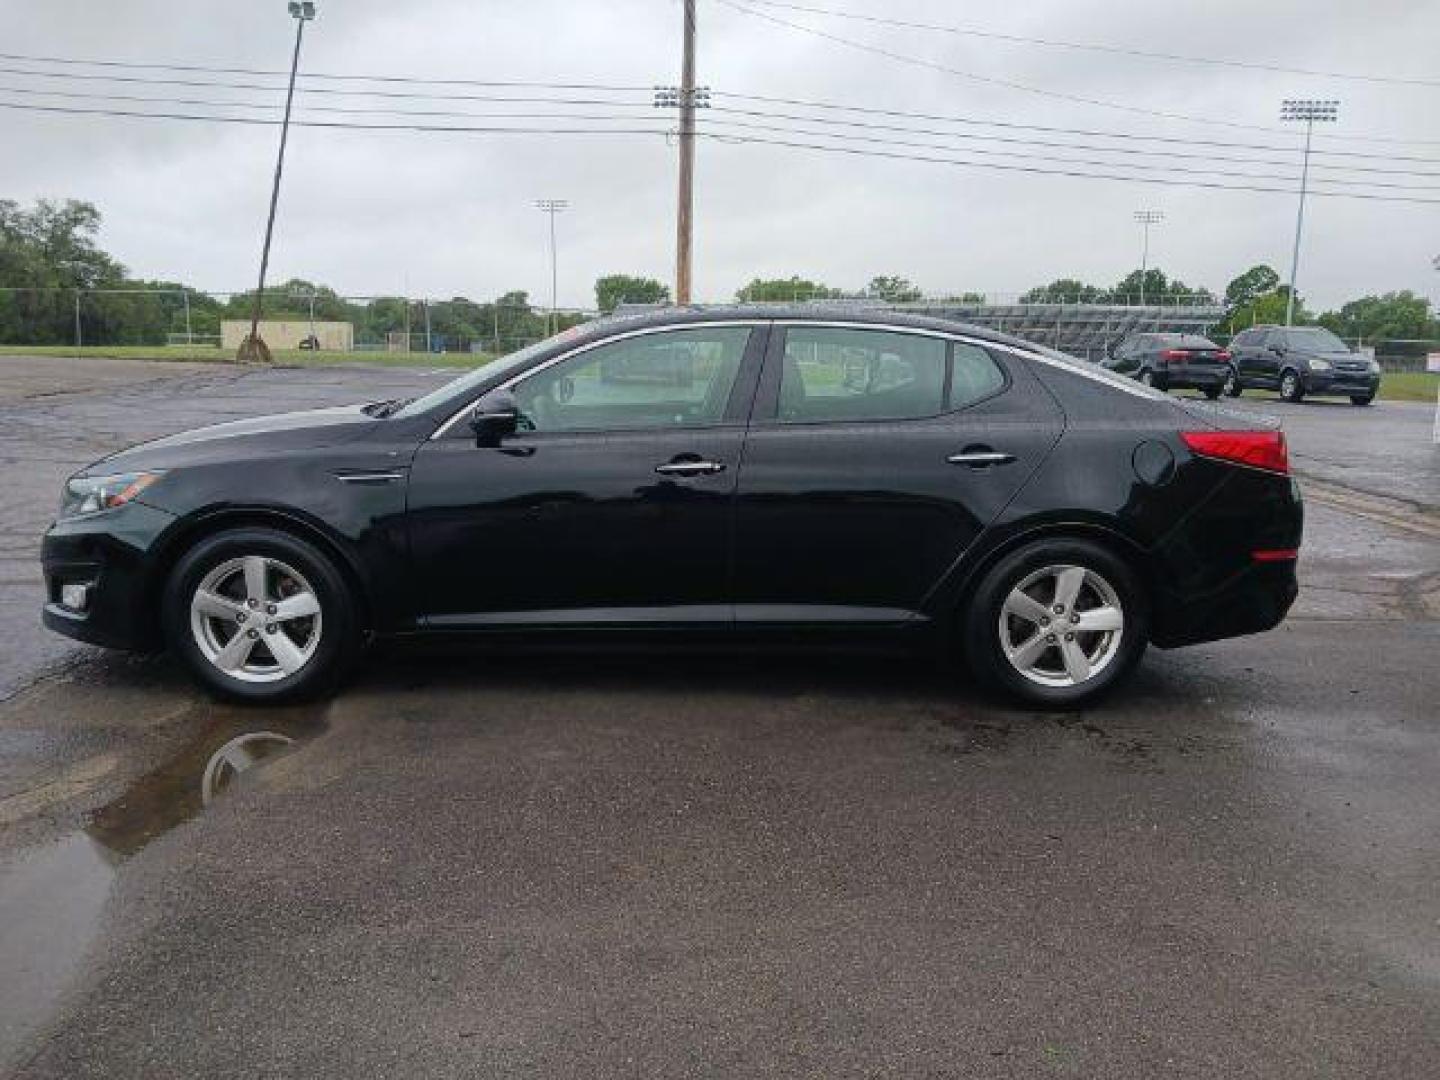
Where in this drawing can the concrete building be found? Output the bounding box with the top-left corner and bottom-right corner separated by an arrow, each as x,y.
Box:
220,320 -> 354,352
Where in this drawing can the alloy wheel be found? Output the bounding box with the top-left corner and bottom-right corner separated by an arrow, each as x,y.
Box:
189,556 -> 323,683
997,564 -> 1125,688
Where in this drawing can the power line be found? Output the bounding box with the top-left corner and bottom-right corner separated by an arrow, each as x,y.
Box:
7,55 -> 1440,158
10,77 -> 1435,179
0,65 -> 657,108
4,97 -> 1437,204
714,0 -> 1440,146
0,51 -> 651,92
0,88 -> 1417,186
738,1 -> 1440,88
714,90 -> 1440,162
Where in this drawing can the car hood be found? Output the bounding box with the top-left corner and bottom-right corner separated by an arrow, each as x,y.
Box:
85,403 -> 379,474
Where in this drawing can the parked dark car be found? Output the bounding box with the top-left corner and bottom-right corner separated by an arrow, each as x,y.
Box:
41,308 -> 1302,708
1104,333 -> 1230,398
1225,325 -> 1380,405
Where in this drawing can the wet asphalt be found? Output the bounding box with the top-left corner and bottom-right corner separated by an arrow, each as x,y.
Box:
1,355 -> 1437,1078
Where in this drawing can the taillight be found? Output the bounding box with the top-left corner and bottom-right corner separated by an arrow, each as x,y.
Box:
1181,430 -> 1289,475
1215,349 -> 1231,361
1160,349 -> 1187,361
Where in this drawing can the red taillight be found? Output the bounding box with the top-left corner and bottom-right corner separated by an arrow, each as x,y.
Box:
1160,349 -> 1187,361
1181,430 -> 1289,475
1215,349 -> 1231,361
1252,548 -> 1299,562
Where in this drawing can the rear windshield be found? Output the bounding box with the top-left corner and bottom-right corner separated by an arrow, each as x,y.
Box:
1157,334 -> 1218,349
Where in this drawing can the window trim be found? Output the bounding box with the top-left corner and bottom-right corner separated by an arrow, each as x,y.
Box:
750,323 -> 1011,428
430,321 -> 767,439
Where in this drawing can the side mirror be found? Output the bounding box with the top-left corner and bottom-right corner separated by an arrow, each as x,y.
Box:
468,389 -> 519,447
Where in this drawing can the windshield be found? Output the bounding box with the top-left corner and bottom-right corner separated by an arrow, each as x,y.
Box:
392,333 -> 568,420
1287,327 -> 1349,352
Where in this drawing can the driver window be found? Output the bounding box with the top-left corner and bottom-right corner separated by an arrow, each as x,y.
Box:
512,326 -> 751,433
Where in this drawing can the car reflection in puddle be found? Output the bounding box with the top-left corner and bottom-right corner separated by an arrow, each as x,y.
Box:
0,713 -> 325,1065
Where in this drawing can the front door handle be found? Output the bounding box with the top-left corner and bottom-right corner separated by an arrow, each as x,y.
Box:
655,459 -> 727,477
947,449 -> 1016,468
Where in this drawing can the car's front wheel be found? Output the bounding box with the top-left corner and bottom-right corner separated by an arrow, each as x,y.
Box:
163,527 -> 360,702
963,538 -> 1148,708
1279,369 -> 1305,403
1350,393 -> 1375,407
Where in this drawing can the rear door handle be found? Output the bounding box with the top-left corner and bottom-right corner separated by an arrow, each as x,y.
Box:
947,450 -> 1016,468
655,459 -> 726,477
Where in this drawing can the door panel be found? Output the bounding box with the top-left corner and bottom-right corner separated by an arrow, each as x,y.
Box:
405,324 -> 764,624
732,328 -> 1063,622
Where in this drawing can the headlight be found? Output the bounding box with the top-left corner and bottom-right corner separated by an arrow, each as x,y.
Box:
1309,359 -> 1331,372
59,471 -> 164,519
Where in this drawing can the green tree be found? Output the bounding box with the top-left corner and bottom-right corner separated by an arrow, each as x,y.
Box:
1318,291 -> 1435,357
866,275 -> 923,303
735,275 -> 842,302
1020,278 -> 1107,303
595,273 -> 670,313
1112,267 -> 1212,304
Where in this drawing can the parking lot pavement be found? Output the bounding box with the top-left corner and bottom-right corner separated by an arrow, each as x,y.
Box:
1,356 -> 1438,1077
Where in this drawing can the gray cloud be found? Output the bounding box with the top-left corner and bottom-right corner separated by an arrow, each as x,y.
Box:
3,0 -> 1436,310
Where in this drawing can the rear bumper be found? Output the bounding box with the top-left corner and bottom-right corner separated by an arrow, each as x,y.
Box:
1150,559 -> 1298,648
1159,364 -> 1225,389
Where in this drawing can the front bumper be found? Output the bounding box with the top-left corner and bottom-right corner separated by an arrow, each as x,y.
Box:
1303,370 -> 1379,396
41,500 -> 176,651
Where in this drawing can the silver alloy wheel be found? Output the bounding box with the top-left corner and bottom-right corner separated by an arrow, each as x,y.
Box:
1223,367 -> 1238,395
997,564 -> 1125,688
1281,371 -> 1299,399
1139,370 -> 1153,386
189,556 -> 322,684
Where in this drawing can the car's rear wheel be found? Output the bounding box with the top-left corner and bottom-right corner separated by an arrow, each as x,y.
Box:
1202,385 -> 1222,400
163,527 -> 360,702
1223,366 -> 1242,397
964,538 -> 1148,708
1139,369 -> 1167,392
1350,393 -> 1375,406
1279,369 -> 1305,403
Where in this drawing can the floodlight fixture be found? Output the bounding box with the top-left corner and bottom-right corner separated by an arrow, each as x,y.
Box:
288,2 -> 317,20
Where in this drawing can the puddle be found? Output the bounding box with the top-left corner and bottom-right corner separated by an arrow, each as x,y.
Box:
0,709 -> 326,1066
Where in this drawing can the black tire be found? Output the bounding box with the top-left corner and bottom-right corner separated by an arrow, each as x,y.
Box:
1223,366 -> 1243,397
1278,368 -> 1305,403
1138,369 -> 1168,393
1350,394 -> 1374,406
163,527 -> 361,702
1202,385 -> 1222,400
962,538 -> 1148,709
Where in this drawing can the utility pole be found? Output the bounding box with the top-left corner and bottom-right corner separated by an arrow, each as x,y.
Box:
182,288 -> 193,347
1133,210 -> 1163,306
424,298 -> 433,354
535,199 -> 568,335
675,0 -> 697,305
1280,98 -> 1339,326
242,1 -> 317,364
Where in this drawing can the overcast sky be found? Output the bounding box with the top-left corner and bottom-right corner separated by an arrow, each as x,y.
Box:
3,0 -> 1437,311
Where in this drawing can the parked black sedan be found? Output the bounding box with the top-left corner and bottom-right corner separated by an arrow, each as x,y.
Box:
1104,332 -> 1231,398
41,308 -> 1302,707
1225,325 -> 1380,404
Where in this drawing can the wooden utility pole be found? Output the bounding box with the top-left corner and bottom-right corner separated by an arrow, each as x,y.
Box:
674,0 -> 696,305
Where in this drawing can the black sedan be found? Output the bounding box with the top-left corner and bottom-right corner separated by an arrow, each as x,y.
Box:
1104,333 -> 1231,398
41,308 -> 1302,707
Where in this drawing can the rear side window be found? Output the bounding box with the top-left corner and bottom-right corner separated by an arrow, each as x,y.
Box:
776,327 -> 1002,423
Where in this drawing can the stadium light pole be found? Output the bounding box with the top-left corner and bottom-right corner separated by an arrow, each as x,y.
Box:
535,199 -> 568,335
1280,98 -> 1339,326
242,1 -> 317,363
1133,210 -> 1163,306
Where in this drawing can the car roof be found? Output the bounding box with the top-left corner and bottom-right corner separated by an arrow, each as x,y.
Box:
577,304 -> 1041,352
